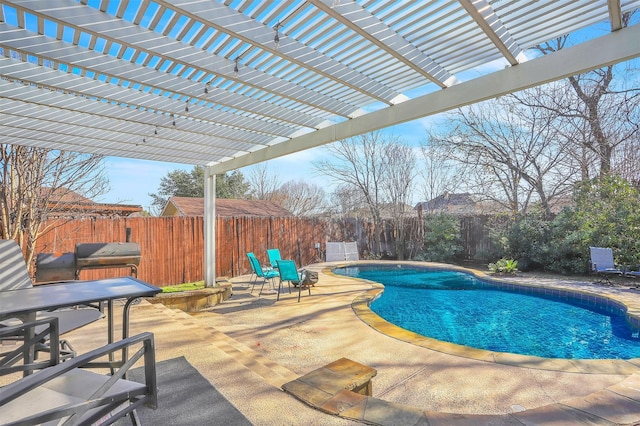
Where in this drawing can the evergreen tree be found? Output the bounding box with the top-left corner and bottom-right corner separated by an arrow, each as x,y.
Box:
149,166 -> 249,214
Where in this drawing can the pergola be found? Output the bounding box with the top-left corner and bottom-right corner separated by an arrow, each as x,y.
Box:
1,0 -> 639,286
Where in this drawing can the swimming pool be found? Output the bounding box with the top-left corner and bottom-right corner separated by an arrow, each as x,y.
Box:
334,265 -> 640,359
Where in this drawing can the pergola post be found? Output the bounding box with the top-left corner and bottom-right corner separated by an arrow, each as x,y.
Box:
204,167 -> 216,288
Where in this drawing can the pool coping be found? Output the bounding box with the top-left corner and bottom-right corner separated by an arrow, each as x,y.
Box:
325,261 -> 640,375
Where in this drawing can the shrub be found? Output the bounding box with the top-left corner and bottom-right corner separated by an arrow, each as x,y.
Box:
482,176 -> 640,275
505,208 -> 551,271
481,214 -> 511,261
417,213 -> 463,262
545,175 -> 640,274
488,258 -> 518,274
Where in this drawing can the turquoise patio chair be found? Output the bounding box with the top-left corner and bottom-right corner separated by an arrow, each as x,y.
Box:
246,252 -> 259,285
247,252 -> 279,295
246,251 -> 274,285
276,259 -> 311,302
267,248 -> 282,269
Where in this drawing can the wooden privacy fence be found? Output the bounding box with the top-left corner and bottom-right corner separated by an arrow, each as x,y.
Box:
33,214 -> 494,287
35,216 -> 328,287
216,216 -> 326,278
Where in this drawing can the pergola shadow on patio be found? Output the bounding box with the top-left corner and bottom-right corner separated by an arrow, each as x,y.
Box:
34,263 -> 640,425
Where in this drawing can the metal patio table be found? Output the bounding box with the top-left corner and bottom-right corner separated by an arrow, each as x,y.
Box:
0,277 -> 161,372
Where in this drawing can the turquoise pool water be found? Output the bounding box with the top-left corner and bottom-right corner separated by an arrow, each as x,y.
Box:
334,265 -> 640,359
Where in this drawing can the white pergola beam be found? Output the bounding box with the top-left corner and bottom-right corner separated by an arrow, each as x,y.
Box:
207,23 -> 640,174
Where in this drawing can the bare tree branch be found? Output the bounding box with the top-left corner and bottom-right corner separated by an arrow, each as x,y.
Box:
248,163 -> 281,201
0,145 -> 108,269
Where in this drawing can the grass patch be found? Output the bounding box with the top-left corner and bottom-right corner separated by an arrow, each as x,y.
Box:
161,281 -> 205,293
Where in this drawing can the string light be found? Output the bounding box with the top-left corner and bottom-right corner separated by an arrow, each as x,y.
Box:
170,113 -> 176,126
204,83 -> 209,95
274,24 -> 280,49
185,100 -> 189,113
233,57 -> 239,77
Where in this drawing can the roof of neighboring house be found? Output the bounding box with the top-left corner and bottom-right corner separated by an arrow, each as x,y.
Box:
547,195 -> 574,214
346,203 -> 418,219
42,187 -> 95,204
415,193 -> 503,216
416,193 -> 574,216
161,197 -> 293,217
43,187 -> 143,217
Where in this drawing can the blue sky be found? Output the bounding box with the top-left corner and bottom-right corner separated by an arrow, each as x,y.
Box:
98,117 -> 433,211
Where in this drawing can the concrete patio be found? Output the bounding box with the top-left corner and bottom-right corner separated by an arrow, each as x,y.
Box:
32,262 -> 640,424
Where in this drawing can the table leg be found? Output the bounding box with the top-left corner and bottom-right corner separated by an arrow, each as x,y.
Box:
21,312 -> 37,376
121,297 -> 137,377
108,299 -> 114,366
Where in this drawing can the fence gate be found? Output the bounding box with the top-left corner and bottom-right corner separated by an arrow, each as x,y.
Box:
325,242 -> 359,262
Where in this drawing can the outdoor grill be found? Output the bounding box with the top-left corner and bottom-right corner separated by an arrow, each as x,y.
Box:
35,242 -> 141,283
75,242 -> 141,278
34,252 -> 77,283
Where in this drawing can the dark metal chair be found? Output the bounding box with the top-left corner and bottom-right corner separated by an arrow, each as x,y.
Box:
0,239 -> 103,365
0,332 -> 157,425
1,317 -> 62,376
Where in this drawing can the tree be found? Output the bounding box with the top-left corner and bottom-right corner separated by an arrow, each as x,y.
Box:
149,166 -> 204,214
0,144 -> 108,269
429,88 -> 579,217
614,133 -> 640,184
546,175 -> 640,273
418,143 -> 461,207
382,142 -> 417,259
418,214 -> 462,262
247,163 -> 281,201
149,167 -> 249,214
531,14 -> 640,177
216,170 -> 250,199
270,180 -> 327,217
315,132 -> 390,254
315,131 -> 416,257
329,184 -> 367,218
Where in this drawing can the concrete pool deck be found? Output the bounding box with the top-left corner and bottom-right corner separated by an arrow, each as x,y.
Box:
10,260 -> 640,425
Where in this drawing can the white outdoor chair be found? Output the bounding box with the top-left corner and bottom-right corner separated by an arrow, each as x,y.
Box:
589,247 -> 623,285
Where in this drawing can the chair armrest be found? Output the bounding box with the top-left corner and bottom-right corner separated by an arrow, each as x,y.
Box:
0,316 -> 60,376
0,332 -> 157,425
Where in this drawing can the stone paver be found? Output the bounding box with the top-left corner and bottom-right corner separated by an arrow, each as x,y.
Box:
562,390 -> 640,425
511,403 -> 616,425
